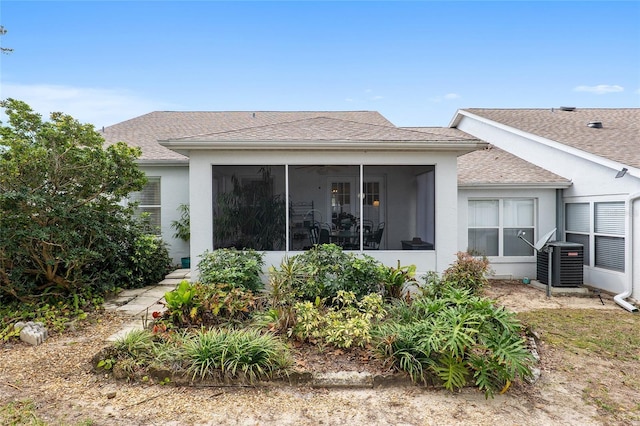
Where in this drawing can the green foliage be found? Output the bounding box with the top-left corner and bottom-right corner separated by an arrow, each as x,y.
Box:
439,251 -> 491,295
214,167 -> 286,250
271,244 -> 385,302
170,203 -> 190,242
382,261 -> 418,299
290,291 -> 386,349
0,294 -> 99,341
198,248 -> 265,292
125,233 -> 173,289
374,285 -> 533,398
163,280 -> 259,327
0,400 -> 48,425
0,98 -> 167,302
164,280 -> 198,324
184,328 -> 292,382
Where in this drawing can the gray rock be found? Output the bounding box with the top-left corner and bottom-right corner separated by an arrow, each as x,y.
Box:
16,321 -> 48,346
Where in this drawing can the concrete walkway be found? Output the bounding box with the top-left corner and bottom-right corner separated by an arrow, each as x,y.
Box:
103,269 -> 190,342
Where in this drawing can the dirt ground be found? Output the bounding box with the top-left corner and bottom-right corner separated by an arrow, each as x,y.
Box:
0,281 -> 636,426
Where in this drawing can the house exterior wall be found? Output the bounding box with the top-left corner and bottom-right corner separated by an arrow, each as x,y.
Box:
187,149 -> 460,281
138,164 -> 190,265
458,187 -> 558,280
456,114 -> 640,297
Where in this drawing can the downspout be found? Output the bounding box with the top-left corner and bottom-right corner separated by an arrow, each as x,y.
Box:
614,192 -> 640,313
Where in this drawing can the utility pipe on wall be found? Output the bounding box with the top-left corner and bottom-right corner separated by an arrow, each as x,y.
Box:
614,192 -> 640,313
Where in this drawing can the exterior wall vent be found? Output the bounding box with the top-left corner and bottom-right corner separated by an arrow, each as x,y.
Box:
588,121 -> 603,128
560,106 -> 576,111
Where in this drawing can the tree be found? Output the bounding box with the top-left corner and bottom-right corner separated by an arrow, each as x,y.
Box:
0,99 -> 151,300
0,26 -> 14,54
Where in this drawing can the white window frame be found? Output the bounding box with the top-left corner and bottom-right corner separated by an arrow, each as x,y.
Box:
468,198 -> 537,258
564,200 -> 625,272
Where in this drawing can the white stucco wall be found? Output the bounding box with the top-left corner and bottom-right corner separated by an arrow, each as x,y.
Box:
187,149 -> 461,281
456,113 -> 640,297
457,188 -> 558,280
139,164 -> 190,265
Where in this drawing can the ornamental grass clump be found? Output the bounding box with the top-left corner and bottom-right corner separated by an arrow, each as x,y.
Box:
184,328 -> 292,382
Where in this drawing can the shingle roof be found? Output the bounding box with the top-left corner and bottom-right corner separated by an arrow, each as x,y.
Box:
175,117 -> 476,142
102,111 -> 483,160
459,108 -> 640,169
406,127 -> 570,186
101,111 -> 396,161
457,145 -> 571,187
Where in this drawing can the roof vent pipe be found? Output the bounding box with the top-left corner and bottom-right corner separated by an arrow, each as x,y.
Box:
560,106 -> 576,111
588,121 -> 603,128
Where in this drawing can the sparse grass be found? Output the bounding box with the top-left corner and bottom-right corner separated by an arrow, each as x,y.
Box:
0,400 -> 47,425
518,308 -> 640,422
517,309 -> 640,361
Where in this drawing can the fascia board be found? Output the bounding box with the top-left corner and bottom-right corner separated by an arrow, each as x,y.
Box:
136,159 -> 190,166
454,110 -> 636,176
458,182 -> 572,190
159,139 -> 488,153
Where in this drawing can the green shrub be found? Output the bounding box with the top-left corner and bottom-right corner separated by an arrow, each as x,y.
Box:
0,99 -> 148,301
162,280 -> 259,327
289,291 -> 386,349
374,285 -> 533,398
271,244 -> 385,302
198,249 -> 265,291
422,252 -> 491,297
441,252 -> 491,294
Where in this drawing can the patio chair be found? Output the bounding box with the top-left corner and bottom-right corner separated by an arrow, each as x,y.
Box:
364,222 -> 385,250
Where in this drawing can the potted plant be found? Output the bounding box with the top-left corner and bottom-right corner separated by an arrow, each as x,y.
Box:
171,203 -> 191,268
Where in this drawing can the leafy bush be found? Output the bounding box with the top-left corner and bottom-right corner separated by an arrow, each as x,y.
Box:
270,244 -> 385,302
162,280 -> 259,327
374,285 -> 533,398
0,99 -> 170,302
425,252 -> 491,297
289,291 -> 387,349
198,249 -> 265,292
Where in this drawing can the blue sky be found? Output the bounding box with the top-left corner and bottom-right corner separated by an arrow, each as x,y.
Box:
1,1 -> 639,128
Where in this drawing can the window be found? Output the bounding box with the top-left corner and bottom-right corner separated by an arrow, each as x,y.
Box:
566,203 -> 590,266
565,201 -> 625,272
594,202 -> 625,271
130,177 -> 161,233
468,199 -> 535,257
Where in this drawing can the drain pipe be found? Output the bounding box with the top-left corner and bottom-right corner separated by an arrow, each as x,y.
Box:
614,192 -> 640,313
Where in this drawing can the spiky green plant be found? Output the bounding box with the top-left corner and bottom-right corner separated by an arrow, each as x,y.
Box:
184,328 -> 291,382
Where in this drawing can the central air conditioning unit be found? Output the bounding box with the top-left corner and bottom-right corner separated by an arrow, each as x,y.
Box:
536,241 -> 584,287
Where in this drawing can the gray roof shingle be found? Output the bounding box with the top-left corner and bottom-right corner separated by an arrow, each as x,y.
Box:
457,145 -> 571,187
459,108 -> 640,169
175,117 -> 475,142
101,111 -> 395,161
406,127 -> 570,186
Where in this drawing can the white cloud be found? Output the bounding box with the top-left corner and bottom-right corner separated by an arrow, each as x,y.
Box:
0,83 -> 175,127
371,95 -> 384,101
429,93 -> 461,103
573,84 -> 624,95
635,88 -> 640,95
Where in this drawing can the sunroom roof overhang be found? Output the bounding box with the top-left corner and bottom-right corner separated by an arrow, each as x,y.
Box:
159,139 -> 488,156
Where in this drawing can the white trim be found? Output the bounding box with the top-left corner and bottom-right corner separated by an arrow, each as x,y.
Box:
452,110 -> 640,178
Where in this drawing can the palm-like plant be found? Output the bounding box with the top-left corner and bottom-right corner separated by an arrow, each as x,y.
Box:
374,286 -> 534,398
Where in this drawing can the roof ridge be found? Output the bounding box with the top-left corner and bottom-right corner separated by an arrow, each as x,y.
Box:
169,116 -> 400,141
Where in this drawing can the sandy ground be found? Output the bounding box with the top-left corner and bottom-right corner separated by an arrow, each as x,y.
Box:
0,280 -> 633,426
